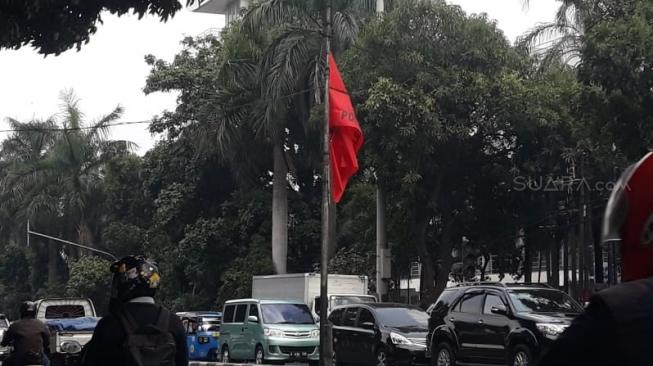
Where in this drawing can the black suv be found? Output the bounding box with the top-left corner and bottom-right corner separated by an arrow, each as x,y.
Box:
428,283 -> 583,366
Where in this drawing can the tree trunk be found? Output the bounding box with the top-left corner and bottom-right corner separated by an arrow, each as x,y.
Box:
523,230 -> 532,283
432,219 -> 456,306
48,239 -> 58,289
563,232 -> 569,293
593,209 -> 604,284
413,217 -> 436,309
571,226 -> 578,299
271,141 -> 288,274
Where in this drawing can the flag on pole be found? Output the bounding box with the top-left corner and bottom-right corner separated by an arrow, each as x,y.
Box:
328,53 -> 363,203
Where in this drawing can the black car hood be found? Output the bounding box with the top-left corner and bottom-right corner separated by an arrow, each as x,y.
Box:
517,312 -> 579,324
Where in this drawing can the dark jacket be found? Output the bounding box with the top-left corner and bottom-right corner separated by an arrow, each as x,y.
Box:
0,318 -> 50,356
539,276 -> 653,366
82,302 -> 188,366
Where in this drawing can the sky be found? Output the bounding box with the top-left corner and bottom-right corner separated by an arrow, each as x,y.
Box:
0,0 -> 559,155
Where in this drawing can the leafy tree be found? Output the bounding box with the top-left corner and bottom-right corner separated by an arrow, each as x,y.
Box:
66,256 -> 112,315
0,0 -> 201,54
578,0 -> 653,159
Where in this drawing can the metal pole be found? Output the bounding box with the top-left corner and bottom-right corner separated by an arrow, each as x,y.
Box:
27,228 -> 117,260
319,1 -> 333,365
376,188 -> 387,301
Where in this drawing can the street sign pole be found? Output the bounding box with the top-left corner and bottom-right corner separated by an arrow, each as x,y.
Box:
319,1 -> 334,365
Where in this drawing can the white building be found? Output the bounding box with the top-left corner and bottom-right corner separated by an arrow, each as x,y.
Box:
194,0 -> 250,23
194,0 -> 385,23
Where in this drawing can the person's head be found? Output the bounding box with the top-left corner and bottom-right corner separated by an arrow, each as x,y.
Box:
110,255 -> 161,303
20,301 -> 36,319
603,152 -> 653,281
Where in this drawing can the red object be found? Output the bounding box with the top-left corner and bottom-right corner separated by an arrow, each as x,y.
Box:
619,152 -> 653,281
328,53 -> 363,203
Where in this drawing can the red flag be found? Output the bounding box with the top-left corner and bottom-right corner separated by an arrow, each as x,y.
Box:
328,53 -> 363,203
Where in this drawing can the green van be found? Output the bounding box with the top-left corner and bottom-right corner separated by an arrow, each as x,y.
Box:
220,299 -> 320,365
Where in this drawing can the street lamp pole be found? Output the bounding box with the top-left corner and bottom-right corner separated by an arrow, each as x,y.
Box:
27,222 -> 117,261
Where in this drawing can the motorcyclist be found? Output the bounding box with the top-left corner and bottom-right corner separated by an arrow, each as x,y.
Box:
539,152 -> 653,366
1,301 -> 50,366
81,255 -> 187,366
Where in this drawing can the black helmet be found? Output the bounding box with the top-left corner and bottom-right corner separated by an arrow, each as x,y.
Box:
20,301 -> 36,319
110,255 -> 161,302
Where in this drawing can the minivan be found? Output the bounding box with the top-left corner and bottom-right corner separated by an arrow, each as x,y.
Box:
220,299 -> 320,365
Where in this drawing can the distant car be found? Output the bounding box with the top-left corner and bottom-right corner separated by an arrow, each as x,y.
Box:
329,303 -> 429,366
428,283 -> 583,366
177,311 -> 222,361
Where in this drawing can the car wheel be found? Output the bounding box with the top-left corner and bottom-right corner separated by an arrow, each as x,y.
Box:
376,348 -> 388,366
222,346 -> 231,363
510,345 -> 532,366
255,345 -> 265,365
433,342 -> 456,366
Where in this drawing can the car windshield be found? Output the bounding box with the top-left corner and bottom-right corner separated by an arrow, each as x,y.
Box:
201,318 -> 221,331
374,307 -> 428,329
508,290 -> 583,314
331,296 -> 376,307
261,304 -> 315,325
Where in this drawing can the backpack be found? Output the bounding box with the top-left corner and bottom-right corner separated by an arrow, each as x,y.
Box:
118,307 -> 177,366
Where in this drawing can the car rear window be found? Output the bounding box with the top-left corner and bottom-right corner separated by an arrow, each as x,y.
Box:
45,305 -> 85,319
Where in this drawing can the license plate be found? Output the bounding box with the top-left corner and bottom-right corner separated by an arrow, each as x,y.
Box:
291,352 -> 307,358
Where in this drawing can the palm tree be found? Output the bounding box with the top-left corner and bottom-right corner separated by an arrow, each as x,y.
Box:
215,0 -> 377,274
519,0 -> 587,68
0,91 -> 133,287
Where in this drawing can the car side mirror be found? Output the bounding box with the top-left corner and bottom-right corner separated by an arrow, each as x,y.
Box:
247,315 -> 259,323
490,305 -> 508,316
360,321 -> 376,331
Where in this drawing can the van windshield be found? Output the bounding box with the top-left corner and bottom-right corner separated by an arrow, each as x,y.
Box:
261,304 -> 315,324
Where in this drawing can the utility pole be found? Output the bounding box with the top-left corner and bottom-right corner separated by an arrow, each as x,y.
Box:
376,188 -> 387,300
319,1 -> 334,365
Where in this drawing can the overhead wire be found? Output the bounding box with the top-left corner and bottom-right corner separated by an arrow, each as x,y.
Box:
0,87 -> 315,134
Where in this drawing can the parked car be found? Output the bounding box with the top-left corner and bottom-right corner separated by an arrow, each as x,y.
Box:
177,311 -> 222,361
428,283 -> 583,366
329,303 -> 429,366
220,299 -> 319,365
36,298 -> 98,366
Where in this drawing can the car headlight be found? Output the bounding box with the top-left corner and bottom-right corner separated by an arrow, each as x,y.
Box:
310,329 -> 320,338
390,332 -> 411,345
536,323 -> 569,339
61,341 -> 82,354
264,328 -> 285,337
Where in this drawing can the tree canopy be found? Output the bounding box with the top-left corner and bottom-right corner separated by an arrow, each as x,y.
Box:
1,0 -> 201,55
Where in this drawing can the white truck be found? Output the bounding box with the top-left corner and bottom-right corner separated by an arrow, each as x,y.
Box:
36,298 -> 98,366
251,273 -> 377,319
